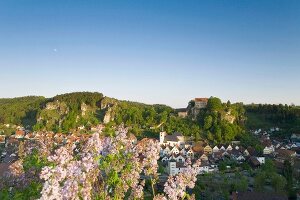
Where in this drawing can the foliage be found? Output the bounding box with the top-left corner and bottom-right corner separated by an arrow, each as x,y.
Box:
113,101 -> 201,138
283,160 -> 297,199
34,92 -> 103,132
114,101 -> 171,129
53,92 -> 103,110
23,149 -> 49,172
0,182 -> 42,200
197,97 -> 245,144
206,97 -> 222,111
254,159 -> 287,194
194,173 -> 248,199
245,104 -> 300,129
164,116 -> 201,137
0,96 -> 45,132
238,132 -> 263,154
218,158 -> 238,171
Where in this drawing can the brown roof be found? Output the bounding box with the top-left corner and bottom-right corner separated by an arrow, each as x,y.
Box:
15,130 -> 25,136
276,149 -> 296,157
192,142 -> 204,152
247,147 -> 257,156
261,139 -> 272,147
249,156 -> 260,167
0,135 -> 5,143
194,98 -> 208,102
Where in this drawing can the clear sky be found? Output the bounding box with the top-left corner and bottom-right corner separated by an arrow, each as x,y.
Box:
0,0 -> 299,108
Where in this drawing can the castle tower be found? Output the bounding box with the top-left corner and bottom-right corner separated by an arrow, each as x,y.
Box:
160,131 -> 166,144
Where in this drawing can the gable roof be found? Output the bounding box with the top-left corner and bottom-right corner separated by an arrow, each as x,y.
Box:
249,156 -> 260,167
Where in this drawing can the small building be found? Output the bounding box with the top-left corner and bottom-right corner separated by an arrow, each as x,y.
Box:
275,149 -> 296,162
291,133 -> 300,142
263,145 -> 275,155
0,135 -> 6,144
199,153 -> 209,161
194,98 -> 208,109
15,130 -> 25,139
176,108 -> 188,118
199,162 -> 210,174
249,156 -> 261,168
168,160 -> 187,176
213,145 -> 220,153
204,145 -> 213,154
256,157 -> 265,165
226,145 -> 233,151
160,132 -> 185,147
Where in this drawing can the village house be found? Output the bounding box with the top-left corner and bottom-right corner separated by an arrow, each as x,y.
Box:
246,146 -> 257,157
160,144 -> 194,159
15,130 -> 25,139
291,133 -> 300,142
160,132 -> 186,147
168,160 -> 187,176
199,153 -> 209,161
203,144 -> 213,154
186,148 -> 194,158
263,145 -> 275,155
226,144 -> 233,151
262,140 -> 275,155
249,156 -> 261,168
160,145 -> 171,156
213,145 -> 219,153
256,157 -> 266,165
199,162 -> 210,174
275,149 -> 296,162
230,150 -> 245,162
170,146 -> 180,155
219,145 -> 226,151
291,147 -> 300,157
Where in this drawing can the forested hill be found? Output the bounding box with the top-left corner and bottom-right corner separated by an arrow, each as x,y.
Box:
0,92 -> 299,143
0,93 -> 244,145
245,104 -> 300,137
0,96 -> 46,127
0,92 -> 178,136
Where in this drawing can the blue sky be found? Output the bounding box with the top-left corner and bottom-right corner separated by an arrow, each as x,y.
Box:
0,0 -> 299,107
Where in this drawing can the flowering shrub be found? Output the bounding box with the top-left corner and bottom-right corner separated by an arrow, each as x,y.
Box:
1,125 -> 201,200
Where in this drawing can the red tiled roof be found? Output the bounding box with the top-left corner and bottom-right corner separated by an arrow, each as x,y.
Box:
194,98 -> 208,102
15,130 -> 25,136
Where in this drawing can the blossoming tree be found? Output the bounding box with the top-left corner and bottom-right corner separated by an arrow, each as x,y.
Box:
2,125 -> 201,200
